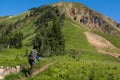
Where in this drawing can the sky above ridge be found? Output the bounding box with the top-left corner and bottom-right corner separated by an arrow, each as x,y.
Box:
0,0 -> 120,22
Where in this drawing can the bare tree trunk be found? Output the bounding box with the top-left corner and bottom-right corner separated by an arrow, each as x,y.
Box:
7,43 -> 10,48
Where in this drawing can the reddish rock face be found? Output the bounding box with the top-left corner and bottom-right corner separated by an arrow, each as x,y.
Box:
70,8 -> 117,35
55,2 -> 120,36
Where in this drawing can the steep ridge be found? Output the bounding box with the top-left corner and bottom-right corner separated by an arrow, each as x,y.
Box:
54,2 -> 120,36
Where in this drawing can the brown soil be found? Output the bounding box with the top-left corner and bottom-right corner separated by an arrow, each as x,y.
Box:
33,63 -> 52,76
84,31 -> 120,58
21,63 -> 53,80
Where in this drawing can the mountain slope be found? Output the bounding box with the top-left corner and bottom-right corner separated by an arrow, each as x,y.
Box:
0,1 -> 119,66
0,2 -> 120,48
0,2 -> 120,80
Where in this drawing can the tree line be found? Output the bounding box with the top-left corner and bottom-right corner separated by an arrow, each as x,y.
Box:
0,5 -> 65,56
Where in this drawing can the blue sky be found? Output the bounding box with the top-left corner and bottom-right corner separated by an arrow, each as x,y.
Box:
0,0 -> 120,22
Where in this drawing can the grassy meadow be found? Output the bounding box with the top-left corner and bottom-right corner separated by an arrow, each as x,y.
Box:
2,18 -> 120,80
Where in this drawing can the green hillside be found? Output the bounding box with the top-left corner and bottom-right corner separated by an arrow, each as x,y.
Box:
5,18 -> 120,80
0,2 -> 120,80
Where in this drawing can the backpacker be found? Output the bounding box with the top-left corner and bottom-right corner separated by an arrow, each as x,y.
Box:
28,49 -> 37,60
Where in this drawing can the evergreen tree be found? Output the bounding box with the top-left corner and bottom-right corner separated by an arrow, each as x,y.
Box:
33,6 -> 65,56
0,30 -> 9,48
10,31 -> 23,48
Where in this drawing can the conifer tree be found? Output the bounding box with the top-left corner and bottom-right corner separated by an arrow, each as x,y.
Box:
33,6 -> 65,56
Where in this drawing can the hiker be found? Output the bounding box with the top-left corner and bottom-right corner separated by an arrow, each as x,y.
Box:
118,55 -> 120,59
28,46 -> 40,76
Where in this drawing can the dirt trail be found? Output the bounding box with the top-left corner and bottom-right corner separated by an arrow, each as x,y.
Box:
21,62 -> 53,80
33,63 -> 53,76
84,31 -> 120,58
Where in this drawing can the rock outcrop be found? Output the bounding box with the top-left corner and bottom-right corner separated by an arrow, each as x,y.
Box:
0,66 -> 21,80
54,2 -> 120,36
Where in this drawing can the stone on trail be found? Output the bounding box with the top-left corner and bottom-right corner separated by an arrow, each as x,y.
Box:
15,65 -> 21,72
0,69 -> 4,73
